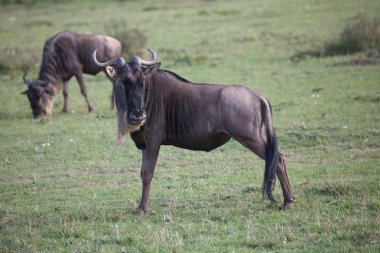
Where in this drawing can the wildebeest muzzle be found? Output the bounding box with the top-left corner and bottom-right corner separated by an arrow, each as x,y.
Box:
128,109 -> 146,124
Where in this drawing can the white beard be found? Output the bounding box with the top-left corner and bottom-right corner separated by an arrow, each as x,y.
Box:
115,110 -> 144,145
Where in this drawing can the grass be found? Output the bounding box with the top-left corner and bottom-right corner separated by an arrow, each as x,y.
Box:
1,0 -> 380,252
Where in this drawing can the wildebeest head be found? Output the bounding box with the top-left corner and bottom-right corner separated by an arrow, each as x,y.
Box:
21,72 -> 54,118
93,48 -> 160,143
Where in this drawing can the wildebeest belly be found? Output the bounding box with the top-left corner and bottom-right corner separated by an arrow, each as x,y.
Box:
163,132 -> 231,152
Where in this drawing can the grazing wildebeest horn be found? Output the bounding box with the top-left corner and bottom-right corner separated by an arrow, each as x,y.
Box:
22,71 -> 33,86
92,50 -> 125,67
131,48 -> 157,66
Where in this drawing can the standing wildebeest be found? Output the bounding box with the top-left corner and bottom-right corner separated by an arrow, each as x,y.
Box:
93,49 -> 295,213
22,31 -> 122,118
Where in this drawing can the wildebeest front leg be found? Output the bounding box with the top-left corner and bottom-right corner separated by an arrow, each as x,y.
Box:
105,72 -> 117,110
111,80 -> 117,110
137,146 -> 160,213
277,153 -> 295,209
75,72 -> 94,112
61,81 -> 69,113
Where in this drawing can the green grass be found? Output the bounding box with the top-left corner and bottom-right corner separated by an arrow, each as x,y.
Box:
1,0 -> 380,252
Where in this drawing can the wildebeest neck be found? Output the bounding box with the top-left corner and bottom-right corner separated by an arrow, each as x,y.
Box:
145,69 -> 191,102
38,31 -> 76,84
144,70 -> 209,139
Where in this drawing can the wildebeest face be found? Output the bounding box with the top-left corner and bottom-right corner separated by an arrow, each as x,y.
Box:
22,81 -> 54,118
93,48 -> 159,126
107,62 -> 147,124
93,49 -> 159,143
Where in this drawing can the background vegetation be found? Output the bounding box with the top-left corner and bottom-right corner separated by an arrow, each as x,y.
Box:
0,0 -> 379,252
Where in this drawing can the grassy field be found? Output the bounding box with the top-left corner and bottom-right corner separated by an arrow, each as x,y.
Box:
1,0 -> 380,252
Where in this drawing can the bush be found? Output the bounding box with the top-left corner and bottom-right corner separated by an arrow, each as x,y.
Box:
325,18 -> 380,55
104,21 -> 147,59
0,47 -> 39,74
291,18 -> 380,62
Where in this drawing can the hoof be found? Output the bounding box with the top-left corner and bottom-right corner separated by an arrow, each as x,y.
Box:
282,203 -> 291,210
282,198 -> 296,210
129,208 -> 146,216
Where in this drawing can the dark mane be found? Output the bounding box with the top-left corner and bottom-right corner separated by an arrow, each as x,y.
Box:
159,69 -> 191,83
39,31 -> 73,81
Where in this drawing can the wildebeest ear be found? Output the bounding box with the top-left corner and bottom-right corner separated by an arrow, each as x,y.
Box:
106,66 -> 117,79
143,62 -> 161,75
21,90 -> 28,95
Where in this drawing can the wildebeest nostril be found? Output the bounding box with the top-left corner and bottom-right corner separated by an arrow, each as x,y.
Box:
129,110 -> 146,122
136,109 -> 142,115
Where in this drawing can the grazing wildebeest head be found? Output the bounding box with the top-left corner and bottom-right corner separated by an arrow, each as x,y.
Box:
93,49 -> 295,214
22,31 -> 123,118
22,72 -> 55,117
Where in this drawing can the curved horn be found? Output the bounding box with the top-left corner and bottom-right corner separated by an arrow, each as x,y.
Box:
92,50 -> 125,67
22,71 -> 33,86
131,48 -> 157,66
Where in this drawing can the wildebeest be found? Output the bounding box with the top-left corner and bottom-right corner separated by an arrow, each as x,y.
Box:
22,31 -> 122,118
93,49 -> 295,213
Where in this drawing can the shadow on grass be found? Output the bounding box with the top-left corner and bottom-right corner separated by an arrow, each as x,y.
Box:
308,181 -> 358,197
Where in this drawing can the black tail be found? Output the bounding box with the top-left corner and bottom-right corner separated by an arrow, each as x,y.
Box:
261,99 -> 279,201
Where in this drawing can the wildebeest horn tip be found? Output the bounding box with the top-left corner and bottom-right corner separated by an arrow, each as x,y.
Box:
92,50 -> 125,67
132,48 -> 157,66
22,70 -> 32,86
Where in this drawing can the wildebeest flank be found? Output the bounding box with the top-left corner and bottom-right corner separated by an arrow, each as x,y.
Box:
22,31 -> 122,118
93,49 -> 295,213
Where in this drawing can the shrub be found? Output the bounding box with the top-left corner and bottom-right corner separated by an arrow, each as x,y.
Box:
325,18 -> 380,55
0,47 -> 39,74
104,21 -> 147,59
291,18 -> 380,62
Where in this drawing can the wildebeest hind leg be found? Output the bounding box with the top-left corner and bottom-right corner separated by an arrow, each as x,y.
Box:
233,135 -> 272,196
75,72 -> 93,112
277,153 -> 295,209
237,136 -> 295,209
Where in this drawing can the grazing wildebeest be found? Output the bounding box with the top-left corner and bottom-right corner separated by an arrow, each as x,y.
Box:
93,49 -> 295,213
22,31 -> 122,118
